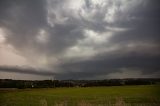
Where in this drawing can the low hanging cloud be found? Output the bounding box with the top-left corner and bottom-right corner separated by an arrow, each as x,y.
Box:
0,65 -> 56,76
0,0 -> 160,79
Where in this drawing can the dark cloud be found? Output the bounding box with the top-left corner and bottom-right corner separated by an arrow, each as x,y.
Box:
0,0 -> 85,55
0,65 -> 55,76
46,23 -> 84,54
0,0 -> 160,79
108,0 -> 160,43
56,49 -> 160,79
0,0 -> 48,55
103,0 -> 160,72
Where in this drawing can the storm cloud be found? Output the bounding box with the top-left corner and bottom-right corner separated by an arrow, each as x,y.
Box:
0,65 -> 55,76
0,0 -> 160,79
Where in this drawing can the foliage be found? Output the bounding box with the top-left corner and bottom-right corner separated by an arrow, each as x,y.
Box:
0,78 -> 159,88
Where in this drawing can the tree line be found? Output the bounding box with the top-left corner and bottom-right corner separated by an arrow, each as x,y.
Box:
0,78 -> 159,89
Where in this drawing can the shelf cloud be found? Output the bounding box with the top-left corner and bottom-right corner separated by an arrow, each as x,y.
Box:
0,0 -> 160,79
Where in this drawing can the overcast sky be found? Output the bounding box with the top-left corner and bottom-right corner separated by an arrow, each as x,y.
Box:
0,0 -> 160,80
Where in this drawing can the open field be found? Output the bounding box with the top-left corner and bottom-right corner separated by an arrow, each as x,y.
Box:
0,85 -> 160,106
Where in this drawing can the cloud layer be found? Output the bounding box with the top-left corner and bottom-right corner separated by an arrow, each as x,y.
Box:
0,0 -> 160,79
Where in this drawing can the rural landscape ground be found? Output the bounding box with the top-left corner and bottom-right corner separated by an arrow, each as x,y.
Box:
0,85 -> 160,106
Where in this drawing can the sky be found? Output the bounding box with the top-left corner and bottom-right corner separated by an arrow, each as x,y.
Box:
0,0 -> 160,80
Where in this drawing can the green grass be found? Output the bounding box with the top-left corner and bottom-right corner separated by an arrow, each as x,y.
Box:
0,85 -> 160,106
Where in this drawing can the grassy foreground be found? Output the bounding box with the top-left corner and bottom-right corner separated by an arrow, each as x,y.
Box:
0,85 -> 160,106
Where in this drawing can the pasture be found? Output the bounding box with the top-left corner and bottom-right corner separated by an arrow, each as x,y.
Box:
0,85 -> 160,106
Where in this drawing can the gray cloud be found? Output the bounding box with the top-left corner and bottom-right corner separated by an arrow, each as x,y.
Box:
0,65 -> 55,76
56,49 -> 160,79
0,0 -> 160,79
109,0 -> 160,45
0,0 -> 48,55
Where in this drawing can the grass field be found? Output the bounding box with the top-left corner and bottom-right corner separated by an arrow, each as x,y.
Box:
0,85 -> 160,106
